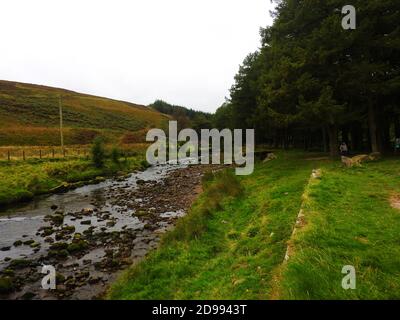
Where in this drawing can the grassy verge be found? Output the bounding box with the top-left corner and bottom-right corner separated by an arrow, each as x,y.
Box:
278,158 -> 400,299
0,155 -> 148,208
108,151 -> 318,299
108,151 -> 400,300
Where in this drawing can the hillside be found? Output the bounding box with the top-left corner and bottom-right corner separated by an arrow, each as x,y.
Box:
150,100 -> 213,131
0,80 -> 169,146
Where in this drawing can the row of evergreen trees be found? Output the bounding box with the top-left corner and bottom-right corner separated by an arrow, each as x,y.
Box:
150,100 -> 213,132
214,0 -> 400,156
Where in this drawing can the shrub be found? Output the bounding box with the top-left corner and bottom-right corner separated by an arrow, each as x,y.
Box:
91,137 -> 105,168
111,147 -> 121,165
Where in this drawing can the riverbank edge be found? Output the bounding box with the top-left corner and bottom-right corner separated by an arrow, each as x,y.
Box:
0,156 -> 149,210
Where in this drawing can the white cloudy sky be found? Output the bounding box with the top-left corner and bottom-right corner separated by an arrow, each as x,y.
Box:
0,0 -> 275,113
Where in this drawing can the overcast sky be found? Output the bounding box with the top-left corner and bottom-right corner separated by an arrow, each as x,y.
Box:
0,0 -> 275,113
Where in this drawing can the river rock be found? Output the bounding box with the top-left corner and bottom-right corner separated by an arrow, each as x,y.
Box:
44,237 -> 54,243
106,221 -> 116,227
13,240 -> 23,247
82,208 -> 94,215
50,182 -> 71,193
48,214 -> 64,226
88,276 -> 102,284
23,240 -> 35,246
29,242 -> 40,248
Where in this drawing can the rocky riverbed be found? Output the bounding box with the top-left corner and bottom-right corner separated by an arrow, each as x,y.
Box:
0,161 -> 221,300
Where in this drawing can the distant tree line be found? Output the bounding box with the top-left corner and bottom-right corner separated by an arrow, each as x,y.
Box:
150,100 -> 213,132
214,0 -> 400,156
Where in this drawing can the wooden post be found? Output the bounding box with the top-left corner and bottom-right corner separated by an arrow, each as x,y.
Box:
52,149 -> 55,158
23,150 -> 25,161
39,149 -> 42,159
59,95 -> 64,152
7,150 -> 10,161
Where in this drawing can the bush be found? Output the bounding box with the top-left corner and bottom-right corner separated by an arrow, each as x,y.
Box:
91,137 -> 105,168
111,147 -> 121,165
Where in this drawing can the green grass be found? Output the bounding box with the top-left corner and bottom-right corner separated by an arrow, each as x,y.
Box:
108,151 -> 317,299
108,151 -> 400,300
279,158 -> 400,299
0,155 -> 147,208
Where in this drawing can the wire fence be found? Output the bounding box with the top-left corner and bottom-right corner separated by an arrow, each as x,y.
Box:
0,146 -> 91,161
0,144 -> 149,161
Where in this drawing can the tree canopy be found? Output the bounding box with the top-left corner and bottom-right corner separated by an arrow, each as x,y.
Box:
214,0 -> 400,155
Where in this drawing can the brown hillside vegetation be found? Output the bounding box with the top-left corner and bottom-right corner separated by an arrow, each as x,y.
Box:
0,80 -> 169,146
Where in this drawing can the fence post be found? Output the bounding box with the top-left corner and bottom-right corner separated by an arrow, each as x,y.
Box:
23,150 -> 25,161
52,149 -> 55,158
8,150 -> 10,161
39,149 -> 42,159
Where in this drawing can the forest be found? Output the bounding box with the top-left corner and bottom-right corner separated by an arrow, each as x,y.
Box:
210,0 -> 399,156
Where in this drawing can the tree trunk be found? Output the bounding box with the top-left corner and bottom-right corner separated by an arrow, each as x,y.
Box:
341,127 -> 349,145
368,104 -> 379,153
395,115 -> 400,138
351,123 -> 362,152
304,133 -> 308,151
381,119 -> 391,154
328,124 -> 338,157
322,127 -> 328,153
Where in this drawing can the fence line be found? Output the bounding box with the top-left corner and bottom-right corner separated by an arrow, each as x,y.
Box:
0,147 -> 90,161
0,143 -> 149,162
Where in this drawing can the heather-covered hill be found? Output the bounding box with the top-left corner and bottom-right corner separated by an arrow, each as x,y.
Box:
0,80 -> 169,146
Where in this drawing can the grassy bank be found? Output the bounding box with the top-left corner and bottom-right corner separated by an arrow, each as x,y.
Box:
0,155 -> 147,208
108,151 -> 319,299
108,151 -> 400,300
278,158 -> 400,299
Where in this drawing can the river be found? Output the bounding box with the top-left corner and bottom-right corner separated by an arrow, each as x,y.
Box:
0,158 -> 210,300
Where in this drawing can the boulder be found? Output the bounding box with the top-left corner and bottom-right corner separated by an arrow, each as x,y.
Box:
50,182 -> 70,193
369,152 -> 382,161
341,154 -> 369,167
13,240 -> 22,247
342,152 -> 382,168
263,153 -> 277,163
